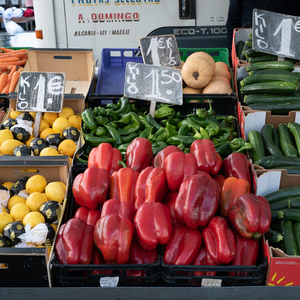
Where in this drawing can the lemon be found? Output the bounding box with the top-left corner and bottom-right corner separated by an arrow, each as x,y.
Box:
26,192 -> 48,212
10,203 -> 30,222
52,117 -> 71,135
43,112 -> 58,127
0,212 -> 13,233
9,109 -> 21,119
58,139 -> 77,157
22,211 -> 45,228
33,120 -> 50,135
0,205 -> 7,213
7,195 -> 26,212
25,175 -> 47,194
26,137 -> 36,147
0,129 -> 14,147
0,139 -> 24,155
59,107 -> 74,119
40,128 -> 55,140
2,181 -> 13,190
39,147 -> 59,156
45,182 -> 65,204
56,181 -> 66,193
68,114 -> 82,130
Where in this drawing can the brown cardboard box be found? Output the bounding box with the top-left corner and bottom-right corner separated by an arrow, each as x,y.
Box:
0,158 -> 69,287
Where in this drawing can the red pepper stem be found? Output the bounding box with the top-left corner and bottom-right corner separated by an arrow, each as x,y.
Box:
118,160 -> 127,168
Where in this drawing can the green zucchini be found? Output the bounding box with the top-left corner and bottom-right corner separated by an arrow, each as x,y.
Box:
278,124 -> 298,157
268,165 -> 300,174
272,127 -> 281,150
271,209 -> 281,222
287,122 -> 300,156
293,222 -> 300,254
246,61 -> 295,72
247,101 -> 300,114
278,208 -> 300,221
265,227 -> 284,244
240,74 -> 299,86
244,93 -> 300,104
270,197 -> 300,211
241,81 -> 297,95
235,40 -> 245,58
264,185 -> 300,204
240,42 -> 250,60
281,219 -> 299,255
248,55 -> 278,64
247,130 -> 266,163
250,68 -> 297,77
243,48 -> 266,58
261,124 -> 283,156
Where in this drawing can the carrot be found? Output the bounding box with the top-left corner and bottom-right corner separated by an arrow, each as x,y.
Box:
8,65 -> 17,78
0,59 -> 27,70
1,76 -> 11,94
0,72 -> 8,92
0,51 -> 27,59
17,67 -> 24,73
8,71 -> 20,93
0,57 -> 20,63
1,47 -> 15,53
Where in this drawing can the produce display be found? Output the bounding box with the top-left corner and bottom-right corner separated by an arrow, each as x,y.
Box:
248,122 -> 300,173
0,108 -> 81,159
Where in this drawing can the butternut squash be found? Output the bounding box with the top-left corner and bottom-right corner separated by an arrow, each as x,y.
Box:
202,80 -> 233,94
182,57 -> 214,89
211,75 -> 231,86
186,51 -> 216,73
182,86 -> 202,94
214,62 -> 232,82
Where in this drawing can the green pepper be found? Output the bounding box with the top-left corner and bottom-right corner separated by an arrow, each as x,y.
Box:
206,101 -> 215,117
236,142 -> 254,153
166,122 -> 178,139
146,113 -> 162,130
82,108 -> 97,131
106,110 -> 120,121
155,130 -> 168,142
116,112 -> 141,136
178,124 -> 191,136
115,97 -> 131,115
139,114 -> 152,128
161,118 -> 181,126
166,136 -> 181,146
230,138 -> 246,150
108,121 -> 118,128
185,115 -> 219,137
196,108 -> 209,118
154,105 -> 175,119
106,101 -> 121,110
139,126 -> 152,139
93,106 -> 107,117
84,134 -> 116,147
179,135 -> 198,147
118,143 -> 131,153
121,130 -> 141,144
192,126 -> 210,140
153,127 -> 166,138
215,142 -> 233,158
130,103 -> 139,113
95,126 -> 107,137
103,124 -> 123,147
213,127 -> 232,142
152,141 -> 168,156
95,115 -> 110,126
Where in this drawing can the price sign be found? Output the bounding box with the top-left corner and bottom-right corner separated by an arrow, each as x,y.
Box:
17,72 -> 65,137
17,72 -> 65,113
139,34 -> 182,67
252,9 -> 300,59
124,62 -> 182,105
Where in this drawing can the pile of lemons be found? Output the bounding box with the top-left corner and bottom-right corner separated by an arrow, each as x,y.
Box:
0,174 -> 65,247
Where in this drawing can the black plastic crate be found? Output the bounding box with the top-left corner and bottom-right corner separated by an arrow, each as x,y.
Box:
160,241 -> 267,287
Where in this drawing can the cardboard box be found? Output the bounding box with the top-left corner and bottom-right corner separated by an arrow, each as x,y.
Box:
0,158 -> 69,287
255,168 -> 300,286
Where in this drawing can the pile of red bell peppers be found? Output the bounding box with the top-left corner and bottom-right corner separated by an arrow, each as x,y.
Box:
55,137 -> 271,277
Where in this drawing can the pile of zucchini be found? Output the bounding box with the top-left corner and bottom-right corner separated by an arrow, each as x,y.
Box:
248,122 -> 300,173
265,185 -> 300,256
236,35 -> 300,114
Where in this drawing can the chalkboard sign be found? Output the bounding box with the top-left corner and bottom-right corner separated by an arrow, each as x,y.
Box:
17,72 -> 66,113
139,34 -> 182,67
252,9 -> 300,59
124,62 -> 183,105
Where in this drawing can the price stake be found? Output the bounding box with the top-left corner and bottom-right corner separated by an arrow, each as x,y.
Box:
252,9 -> 300,59
139,34 -> 182,67
124,62 -> 182,115
17,72 -> 66,137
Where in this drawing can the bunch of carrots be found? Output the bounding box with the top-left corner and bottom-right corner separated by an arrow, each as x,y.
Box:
0,47 -> 28,94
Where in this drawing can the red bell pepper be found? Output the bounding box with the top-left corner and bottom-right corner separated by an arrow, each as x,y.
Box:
134,166 -> 168,210
134,202 -> 172,250
175,173 -> 220,229
219,177 -> 251,219
94,214 -> 134,264
213,174 -> 226,192
91,248 -> 113,275
74,206 -> 101,227
222,152 -> 252,190
152,145 -> 182,168
163,223 -> 203,265
197,170 -> 212,178
55,218 -> 94,265
127,238 -> 159,277
101,198 -> 135,223
72,166 -> 110,210
230,229 -> 259,271
163,191 -> 179,225
202,216 -> 236,265
109,163 -> 139,206
190,139 -> 222,175
192,245 -> 217,277
126,137 -> 153,172
163,151 -> 198,192
87,142 -> 122,176
228,193 -> 271,239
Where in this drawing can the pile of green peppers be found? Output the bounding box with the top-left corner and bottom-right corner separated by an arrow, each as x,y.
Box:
79,96 -> 253,162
